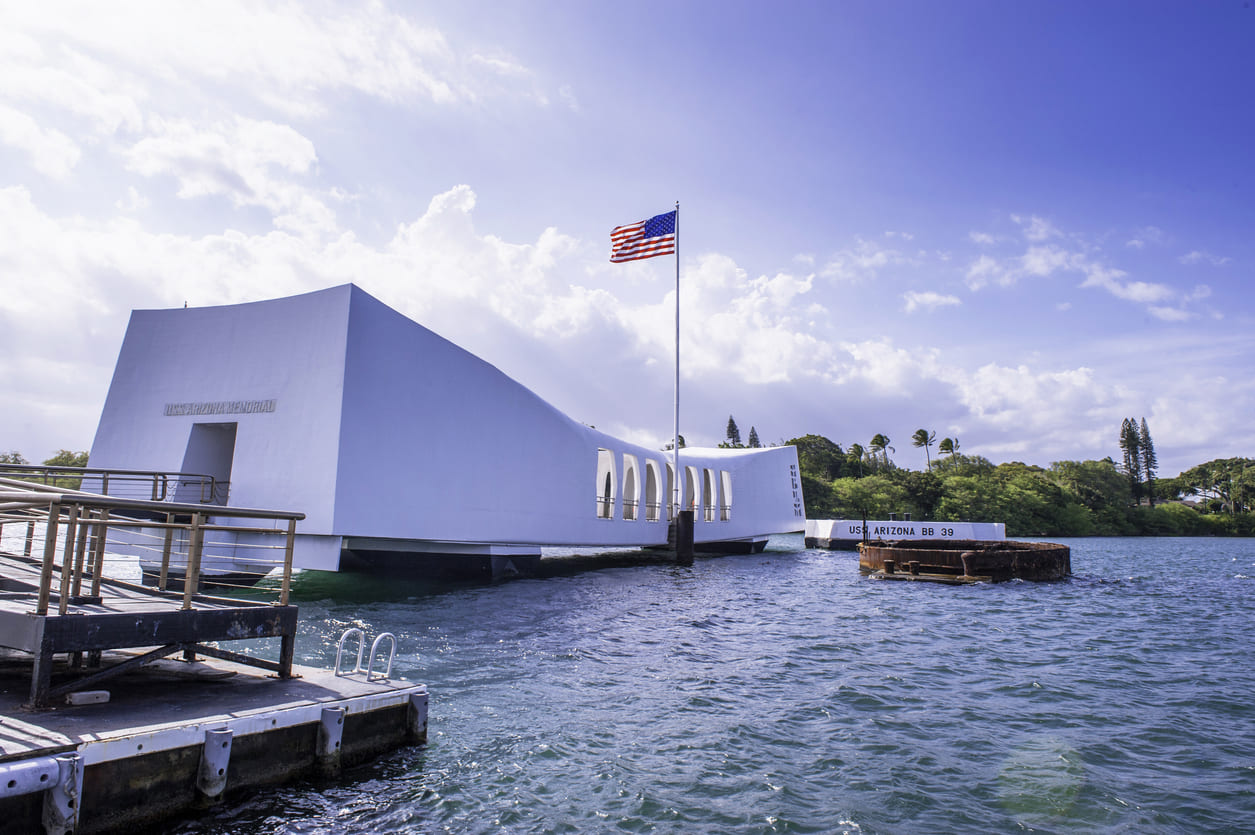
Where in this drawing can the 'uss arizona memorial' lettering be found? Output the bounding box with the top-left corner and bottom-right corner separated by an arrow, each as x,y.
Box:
164,399 -> 277,417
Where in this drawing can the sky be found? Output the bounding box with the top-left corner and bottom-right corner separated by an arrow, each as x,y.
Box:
1,1 -> 1252,479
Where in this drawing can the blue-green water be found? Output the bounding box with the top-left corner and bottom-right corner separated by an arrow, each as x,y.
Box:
176,536 -> 1255,833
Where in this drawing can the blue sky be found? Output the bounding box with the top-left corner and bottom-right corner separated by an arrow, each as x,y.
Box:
1,1 -> 1252,478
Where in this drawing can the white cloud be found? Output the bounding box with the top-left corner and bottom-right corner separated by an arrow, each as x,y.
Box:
1147,306 -> 1193,322
836,338 -> 943,395
1079,267 -> 1173,304
820,240 -> 914,282
0,3 -> 559,120
902,290 -> 960,313
123,115 -> 333,235
969,231 -> 996,246
0,103 -> 80,178
965,230 -> 1182,313
1012,214 -> 1060,242
1126,225 -> 1165,249
1179,250 -> 1230,266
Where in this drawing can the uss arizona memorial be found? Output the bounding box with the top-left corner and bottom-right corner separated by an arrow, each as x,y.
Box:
87,285 -> 805,579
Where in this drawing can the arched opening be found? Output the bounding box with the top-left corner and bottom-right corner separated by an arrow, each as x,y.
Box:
720,470 -> 733,521
645,460 -> 661,522
685,466 -> 700,519
622,454 -> 640,520
703,468 -> 717,522
596,448 -> 616,519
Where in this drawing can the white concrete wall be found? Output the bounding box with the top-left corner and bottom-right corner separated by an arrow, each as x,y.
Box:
90,287 -> 351,529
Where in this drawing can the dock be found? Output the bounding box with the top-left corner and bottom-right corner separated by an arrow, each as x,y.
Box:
0,474 -> 428,834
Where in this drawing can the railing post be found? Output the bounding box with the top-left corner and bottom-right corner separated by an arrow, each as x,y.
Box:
280,518 -> 296,606
159,513 -> 175,591
57,505 -> 80,615
181,512 -> 204,610
89,509 -> 109,599
71,511 -> 91,598
101,472 -> 109,496
35,502 -> 61,616
24,520 -> 35,557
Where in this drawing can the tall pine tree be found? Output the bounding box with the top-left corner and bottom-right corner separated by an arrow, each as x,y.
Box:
1139,417 -> 1158,507
725,415 -> 742,447
748,427 -> 761,448
1119,417 -> 1144,503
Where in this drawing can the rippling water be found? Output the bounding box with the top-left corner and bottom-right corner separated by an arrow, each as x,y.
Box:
173,536 -> 1255,834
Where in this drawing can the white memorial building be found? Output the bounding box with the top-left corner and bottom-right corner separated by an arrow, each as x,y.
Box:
88,285 -> 805,578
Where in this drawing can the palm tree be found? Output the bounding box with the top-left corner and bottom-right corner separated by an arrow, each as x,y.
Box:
912,428 -> 937,468
869,434 -> 894,468
849,442 -> 865,477
938,437 -> 954,456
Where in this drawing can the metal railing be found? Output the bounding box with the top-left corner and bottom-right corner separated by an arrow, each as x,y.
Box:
0,477 -> 303,610
0,463 -> 227,505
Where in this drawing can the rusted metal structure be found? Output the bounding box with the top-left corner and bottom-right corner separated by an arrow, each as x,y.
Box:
858,538 -> 1071,583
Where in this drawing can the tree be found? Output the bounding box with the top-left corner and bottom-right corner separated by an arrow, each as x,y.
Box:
1119,418 -> 1143,504
938,437 -> 959,456
911,428 -> 937,469
0,451 -> 28,465
1138,418 -> 1158,507
41,450 -> 89,489
725,415 -> 742,448
43,450 -> 89,468
747,427 -> 761,448
786,434 -> 846,481
1180,458 -> 1255,515
663,435 -> 686,450
848,443 -> 865,477
869,434 -> 894,469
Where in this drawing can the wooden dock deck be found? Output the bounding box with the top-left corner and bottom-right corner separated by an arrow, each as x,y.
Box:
0,652 -> 427,834
0,474 -> 428,834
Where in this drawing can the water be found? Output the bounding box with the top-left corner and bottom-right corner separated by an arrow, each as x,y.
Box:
173,537 -> 1255,833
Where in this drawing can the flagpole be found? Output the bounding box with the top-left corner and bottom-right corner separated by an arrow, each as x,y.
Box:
672,201 -> 680,519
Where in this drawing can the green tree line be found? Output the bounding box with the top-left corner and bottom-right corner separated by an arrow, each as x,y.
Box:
0,449 -> 90,489
786,430 -> 1255,538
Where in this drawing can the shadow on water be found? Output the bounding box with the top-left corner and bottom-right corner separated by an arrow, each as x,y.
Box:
283,547 -> 714,603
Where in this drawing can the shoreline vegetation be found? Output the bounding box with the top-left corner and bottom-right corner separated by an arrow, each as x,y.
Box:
783,433 -> 1255,538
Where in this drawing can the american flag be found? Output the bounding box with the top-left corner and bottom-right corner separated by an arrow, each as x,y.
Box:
610,210 -> 676,263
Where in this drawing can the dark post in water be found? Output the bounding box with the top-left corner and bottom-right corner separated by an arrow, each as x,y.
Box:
675,510 -> 694,565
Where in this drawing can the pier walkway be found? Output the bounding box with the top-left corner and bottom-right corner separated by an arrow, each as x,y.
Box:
0,475 -> 304,709
0,470 -> 428,834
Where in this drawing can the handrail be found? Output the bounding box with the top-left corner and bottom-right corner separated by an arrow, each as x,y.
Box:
0,480 -> 302,521
0,464 -> 225,505
0,481 -> 303,612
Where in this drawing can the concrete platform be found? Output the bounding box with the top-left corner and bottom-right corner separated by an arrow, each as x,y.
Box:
0,652 -> 427,834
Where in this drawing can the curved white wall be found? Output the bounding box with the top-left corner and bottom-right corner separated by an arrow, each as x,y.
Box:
90,285 -> 804,569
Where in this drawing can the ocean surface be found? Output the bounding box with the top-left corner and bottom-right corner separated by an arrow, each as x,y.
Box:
174,536 -> 1255,834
